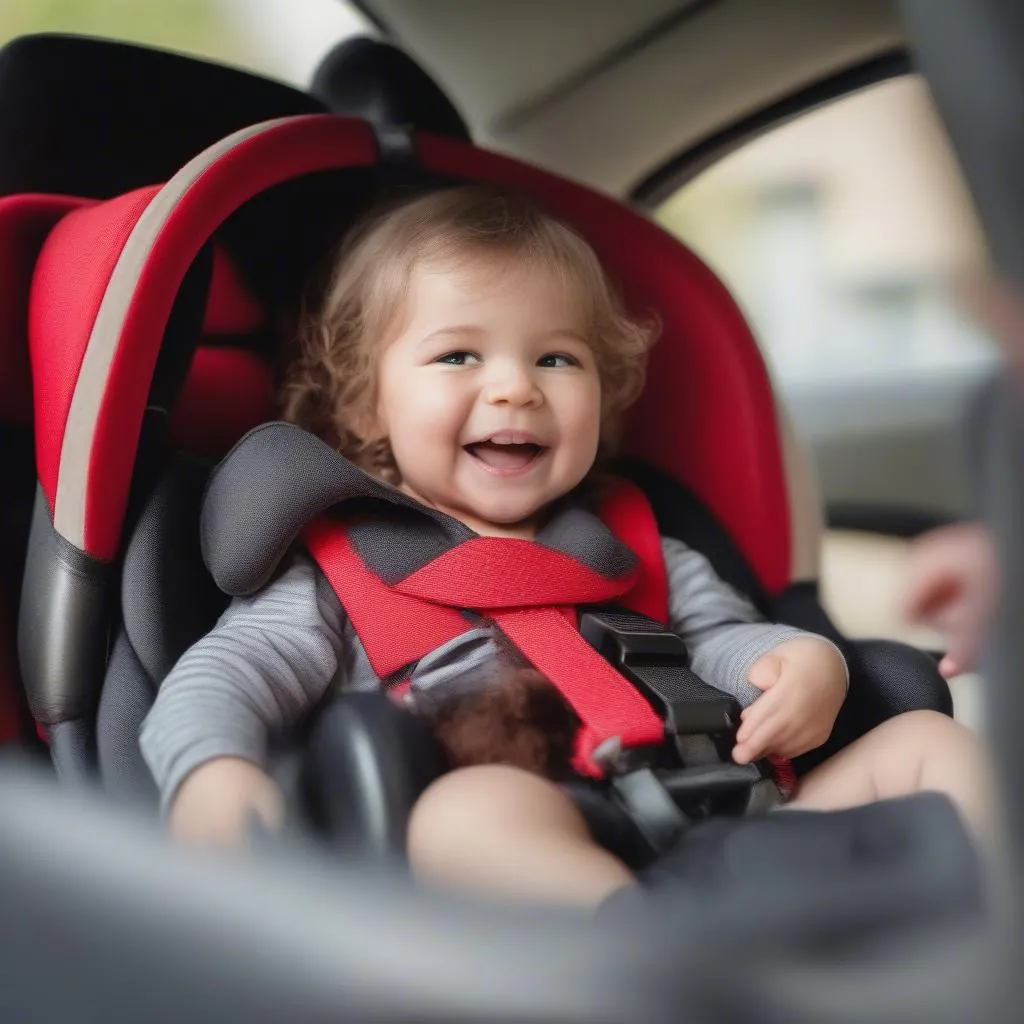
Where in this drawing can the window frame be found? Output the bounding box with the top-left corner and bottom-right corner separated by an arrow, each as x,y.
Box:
629,49 -> 912,209
631,49 -> 988,540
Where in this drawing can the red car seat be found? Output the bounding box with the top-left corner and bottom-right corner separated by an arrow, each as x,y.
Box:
0,198 -> 70,747
0,32 -> 327,766
9,37 -> 950,819
0,29 -> 474,755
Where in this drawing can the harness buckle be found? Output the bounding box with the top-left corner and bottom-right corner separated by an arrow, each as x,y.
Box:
580,609 -> 783,850
579,610 -> 738,737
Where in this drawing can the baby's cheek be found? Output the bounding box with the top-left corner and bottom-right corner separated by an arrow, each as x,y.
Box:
395,396 -> 455,449
421,391 -> 468,436
578,383 -> 604,439
572,405 -> 602,466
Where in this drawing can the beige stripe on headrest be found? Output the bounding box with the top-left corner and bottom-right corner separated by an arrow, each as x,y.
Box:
53,117 -> 294,549
777,399 -> 823,584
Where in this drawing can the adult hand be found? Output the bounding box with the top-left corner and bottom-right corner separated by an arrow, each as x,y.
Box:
903,520 -> 998,677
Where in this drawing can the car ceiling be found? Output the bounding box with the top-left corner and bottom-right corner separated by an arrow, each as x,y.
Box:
354,0 -> 907,198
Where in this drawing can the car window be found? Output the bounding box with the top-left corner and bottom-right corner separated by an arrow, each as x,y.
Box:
654,75 -> 996,662
0,0 -> 371,88
656,75 -> 994,392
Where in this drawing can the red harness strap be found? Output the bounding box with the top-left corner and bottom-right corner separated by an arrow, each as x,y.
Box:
304,479 -> 793,788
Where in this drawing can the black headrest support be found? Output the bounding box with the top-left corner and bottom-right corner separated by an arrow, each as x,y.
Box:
310,36 -> 471,142
0,34 -> 326,198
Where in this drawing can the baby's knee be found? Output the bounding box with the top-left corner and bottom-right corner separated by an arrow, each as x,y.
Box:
876,709 -> 969,749
408,765 -> 516,848
863,710 -> 986,792
406,764 -> 585,867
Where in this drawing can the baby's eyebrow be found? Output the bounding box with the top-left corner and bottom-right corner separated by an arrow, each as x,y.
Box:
548,329 -> 590,345
418,325 -> 484,346
417,325 -> 590,347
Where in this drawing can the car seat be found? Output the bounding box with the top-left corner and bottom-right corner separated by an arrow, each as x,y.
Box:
0,32 -> 329,767
0,195 -> 93,750
0,35 -> 479,751
11,36 -> 951,835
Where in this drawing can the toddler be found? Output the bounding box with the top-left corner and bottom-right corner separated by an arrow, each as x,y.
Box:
141,185 -> 990,908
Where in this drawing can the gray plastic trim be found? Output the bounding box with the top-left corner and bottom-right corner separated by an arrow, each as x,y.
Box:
17,487 -> 111,724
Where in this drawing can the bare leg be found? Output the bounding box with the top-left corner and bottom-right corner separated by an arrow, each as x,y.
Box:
789,710 -> 994,835
407,764 -> 635,907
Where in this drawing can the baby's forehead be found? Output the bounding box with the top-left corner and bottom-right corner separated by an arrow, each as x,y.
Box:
407,249 -> 595,314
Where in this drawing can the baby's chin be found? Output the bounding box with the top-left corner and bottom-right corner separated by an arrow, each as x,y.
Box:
454,498 -> 550,537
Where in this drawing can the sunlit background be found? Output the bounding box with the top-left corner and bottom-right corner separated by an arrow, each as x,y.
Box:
657,74 -> 994,386
0,0 -> 369,86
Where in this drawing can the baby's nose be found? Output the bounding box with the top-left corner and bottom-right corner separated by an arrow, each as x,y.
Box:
485,363 -> 542,405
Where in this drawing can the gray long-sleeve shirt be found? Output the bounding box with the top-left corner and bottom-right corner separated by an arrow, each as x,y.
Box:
140,536 -> 840,809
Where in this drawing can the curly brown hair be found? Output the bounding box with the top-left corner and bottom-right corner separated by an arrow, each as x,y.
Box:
279,184 -> 656,483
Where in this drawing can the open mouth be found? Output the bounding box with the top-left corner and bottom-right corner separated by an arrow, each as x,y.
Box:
464,432 -> 548,472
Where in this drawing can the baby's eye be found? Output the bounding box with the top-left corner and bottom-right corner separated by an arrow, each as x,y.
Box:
537,353 -> 580,368
436,351 -> 481,366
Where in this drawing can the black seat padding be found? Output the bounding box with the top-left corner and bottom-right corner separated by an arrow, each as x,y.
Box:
99,450 -> 448,843
98,455 -> 226,804
0,33 -> 326,199
310,36 -> 471,141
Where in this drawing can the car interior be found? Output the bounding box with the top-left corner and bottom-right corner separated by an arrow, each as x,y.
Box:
0,1 -> 1018,1020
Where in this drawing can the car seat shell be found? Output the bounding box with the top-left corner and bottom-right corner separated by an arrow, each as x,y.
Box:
8,112 -> 952,800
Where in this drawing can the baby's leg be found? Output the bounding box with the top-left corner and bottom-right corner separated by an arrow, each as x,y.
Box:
789,710 -> 994,834
407,764 -> 635,907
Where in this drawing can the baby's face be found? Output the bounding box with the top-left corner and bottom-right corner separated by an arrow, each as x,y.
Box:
373,256 -> 601,537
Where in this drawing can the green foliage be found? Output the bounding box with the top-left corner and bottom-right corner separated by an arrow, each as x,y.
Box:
0,0 -> 251,68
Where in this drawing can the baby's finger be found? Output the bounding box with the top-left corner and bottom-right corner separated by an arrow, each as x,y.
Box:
736,694 -> 774,744
772,725 -> 814,760
733,714 -> 781,764
737,688 -> 782,745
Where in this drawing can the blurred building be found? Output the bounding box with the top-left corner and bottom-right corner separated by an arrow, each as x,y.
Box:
656,75 -> 995,384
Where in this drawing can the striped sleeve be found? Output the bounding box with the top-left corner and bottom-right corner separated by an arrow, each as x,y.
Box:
139,551 -> 348,812
661,535 -> 846,707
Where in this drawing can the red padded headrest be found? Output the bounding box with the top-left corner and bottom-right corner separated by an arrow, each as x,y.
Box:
26,114 -> 790,595
205,246 -> 267,336
27,188 -> 278,541
0,191 -> 272,471
168,347 -> 275,457
28,116 -> 377,563
0,194 -> 92,428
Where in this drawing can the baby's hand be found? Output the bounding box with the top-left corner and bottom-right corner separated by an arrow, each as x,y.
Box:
732,637 -> 846,764
169,756 -> 284,848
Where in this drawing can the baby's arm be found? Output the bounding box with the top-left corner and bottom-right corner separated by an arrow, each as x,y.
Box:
661,537 -> 847,761
139,551 -> 346,842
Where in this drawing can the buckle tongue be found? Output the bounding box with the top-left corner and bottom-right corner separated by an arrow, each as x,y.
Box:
580,608 -> 784,844
579,611 -> 738,737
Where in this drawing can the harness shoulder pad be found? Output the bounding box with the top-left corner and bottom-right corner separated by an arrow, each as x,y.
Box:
201,422 -> 391,595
